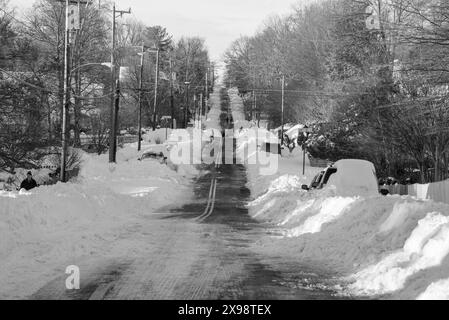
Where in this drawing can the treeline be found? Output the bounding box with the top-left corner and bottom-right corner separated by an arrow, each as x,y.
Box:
0,0 -> 212,172
224,0 -> 449,183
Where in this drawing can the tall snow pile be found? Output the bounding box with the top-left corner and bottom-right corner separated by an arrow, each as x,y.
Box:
80,143 -> 194,203
349,211 -> 449,297
417,278 -> 449,300
249,171 -> 449,299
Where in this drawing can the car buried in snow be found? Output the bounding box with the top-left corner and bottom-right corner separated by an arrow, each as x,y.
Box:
138,145 -> 171,164
302,159 -> 380,197
139,151 -> 167,164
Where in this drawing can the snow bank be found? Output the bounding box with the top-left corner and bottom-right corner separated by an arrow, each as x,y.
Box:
142,128 -> 172,145
240,126 -> 449,299
250,173 -> 449,299
1,182 -> 141,260
80,149 -> 193,200
287,196 -> 358,237
0,143 -> 194,298
349,212 -> 449,296
418,278 -> 449,300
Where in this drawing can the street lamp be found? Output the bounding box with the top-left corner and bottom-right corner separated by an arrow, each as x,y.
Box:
281,74 -> 285,148
70,62 -> 112,74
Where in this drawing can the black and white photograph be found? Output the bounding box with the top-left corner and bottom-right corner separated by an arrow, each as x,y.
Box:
1,0 -> 449,305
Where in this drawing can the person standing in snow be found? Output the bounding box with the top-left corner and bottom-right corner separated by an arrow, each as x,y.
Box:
20,171 -> 38,191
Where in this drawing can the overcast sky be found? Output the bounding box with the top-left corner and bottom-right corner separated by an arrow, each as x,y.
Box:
115,0 -> 300,61
14,0 -> 307,62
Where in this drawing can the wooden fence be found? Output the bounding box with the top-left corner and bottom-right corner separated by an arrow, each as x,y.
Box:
387,179 -> 449,205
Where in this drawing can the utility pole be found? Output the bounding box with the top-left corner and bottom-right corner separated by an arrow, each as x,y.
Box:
109,3 -> 116,163
184,82 -> 190,128
205,66 -> 209,113
113,78 -> 120,157
199,92 -> 203,129
281,74 -> 285,148
251,90 -> 256,121
211,63 -> 215,88
193,90 -> 198,128
60,0 -> 71,182
137,42 -> 145,151
73,0 -> 91,147
184,55 -> 190,128
169,55 -> 175,129
109,3 -> 131,163
255,92 -> 260,128
59,0 -> 90,181
152,48 -> 160,131
73,0 -> 81,148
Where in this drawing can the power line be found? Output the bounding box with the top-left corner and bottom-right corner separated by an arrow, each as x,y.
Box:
0,7 -> 31,30
0,67 -> 114,100
0,67 -> 52,93
237,85 -> 449,111
376,95 -> 449,110
72,91 -> 114,100
237,87 -> 370,96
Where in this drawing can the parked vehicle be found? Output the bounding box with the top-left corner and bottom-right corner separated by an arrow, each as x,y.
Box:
138,145 -> 170,164
139,151 -> 167,164
301,168 -> 335,191
302,159 -> 379,197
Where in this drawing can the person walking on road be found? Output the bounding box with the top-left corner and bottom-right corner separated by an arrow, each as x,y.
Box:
20,171 -> 38,191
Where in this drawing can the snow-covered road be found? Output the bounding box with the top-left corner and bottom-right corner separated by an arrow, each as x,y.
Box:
3,86 -> 449,300
29,89 -> 343,299
31,145 -> 341,300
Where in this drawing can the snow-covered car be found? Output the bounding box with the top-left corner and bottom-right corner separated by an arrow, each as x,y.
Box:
302,170 -> 325,190
139,151 -> 167,164
302,159 -> 379,197
138,145 -> 171,164
302,167 -> 334,191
